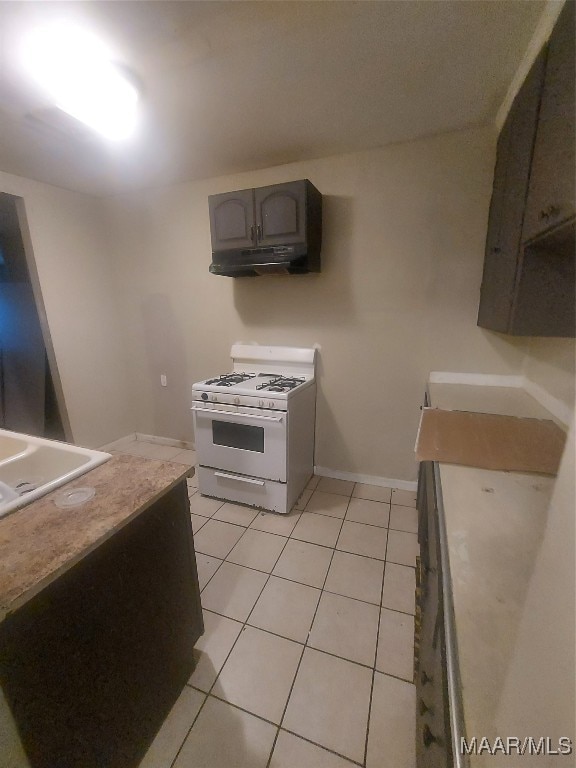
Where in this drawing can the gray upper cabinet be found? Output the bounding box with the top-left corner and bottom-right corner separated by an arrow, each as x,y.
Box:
254,181 -> 307,246
209,188 -> 255,251
209,180 -> 309,250
477,50 -> 545,332
208,179 -> 322,276
477,0 -> 575,337
522,0 -> 575,243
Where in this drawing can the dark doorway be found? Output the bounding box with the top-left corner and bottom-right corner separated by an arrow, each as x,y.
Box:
0,193 -> 65,440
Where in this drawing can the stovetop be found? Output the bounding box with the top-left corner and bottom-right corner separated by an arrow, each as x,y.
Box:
194,372 -> 311,397
192,345 -> 317,408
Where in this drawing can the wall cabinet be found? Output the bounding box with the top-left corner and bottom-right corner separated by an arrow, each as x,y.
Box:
209,180 -> 316,251
478,0 -> 575,337
477,49 -> 546,333
208,179 -> 322,276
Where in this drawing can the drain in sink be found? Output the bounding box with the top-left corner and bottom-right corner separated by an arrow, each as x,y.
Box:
14,478 -> 45,496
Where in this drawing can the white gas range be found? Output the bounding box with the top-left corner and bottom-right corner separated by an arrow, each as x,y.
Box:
192,345 -> 316,514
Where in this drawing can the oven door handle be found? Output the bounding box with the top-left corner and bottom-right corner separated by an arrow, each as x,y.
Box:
214,471 -> 266,486
191,406 -> 284,423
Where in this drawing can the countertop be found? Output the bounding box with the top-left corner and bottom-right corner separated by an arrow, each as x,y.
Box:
427,382 -> 559,759
0,454 -> 192,623
428,381 -> 563,425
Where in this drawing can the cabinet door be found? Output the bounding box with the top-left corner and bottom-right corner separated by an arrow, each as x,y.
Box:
522,0 -> 575,242
477,49 -> 546,332
254,181 -> 307,246
209,188 -> 255,251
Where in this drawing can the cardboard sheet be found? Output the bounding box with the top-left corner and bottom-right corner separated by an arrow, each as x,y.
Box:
415,408 -> 566,475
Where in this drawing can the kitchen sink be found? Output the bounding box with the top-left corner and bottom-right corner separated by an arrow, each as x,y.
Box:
0,429 -> 111,519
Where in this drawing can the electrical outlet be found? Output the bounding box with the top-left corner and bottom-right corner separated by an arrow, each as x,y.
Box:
160,374 -> 167,387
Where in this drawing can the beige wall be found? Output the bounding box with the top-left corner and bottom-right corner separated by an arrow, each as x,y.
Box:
0,171 -> 134,448
522,337 -> 575,411
1,124 -> 572,478
106,124 -> 543,482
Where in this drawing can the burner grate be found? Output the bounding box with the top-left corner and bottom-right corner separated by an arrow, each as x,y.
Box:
204,373 -> 256,387
255,376 -> 305,392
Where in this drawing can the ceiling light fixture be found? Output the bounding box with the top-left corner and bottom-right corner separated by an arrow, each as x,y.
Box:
23,23 -> 138,141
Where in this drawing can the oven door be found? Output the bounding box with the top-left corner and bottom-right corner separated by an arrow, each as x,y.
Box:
192,404 -> 287,482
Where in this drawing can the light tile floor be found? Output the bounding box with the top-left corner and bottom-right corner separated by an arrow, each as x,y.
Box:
117,440 -> 417,768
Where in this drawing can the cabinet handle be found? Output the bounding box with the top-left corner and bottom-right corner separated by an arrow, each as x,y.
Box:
250,224 -> 255,241
422,724 -> 439,748
539,205 -> 560,221
492,246 -> 501,254
257,224 -> 262,240
420,669 -> 433,685
419,698 -> 434,716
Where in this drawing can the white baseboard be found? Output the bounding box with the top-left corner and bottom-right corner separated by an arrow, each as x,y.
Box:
314,466 -> 417,491
99,433 -> 195,451
98,433 -> 137,451
136,433 -> 195,450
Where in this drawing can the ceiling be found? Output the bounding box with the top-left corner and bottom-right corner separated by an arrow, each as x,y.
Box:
0,1 -> 546,197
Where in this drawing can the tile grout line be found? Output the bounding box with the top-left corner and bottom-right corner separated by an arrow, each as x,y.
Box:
202,593 -> 415,628
195,493 -> 417,614
196,503 -> 417,533
198,504 -> 418,536
362,529 -> 390,767
195,509 -> 417,571
195,534 -> 416,571
170,479 -> 416,767
277,726 -> 364,767
168,494 -> 265,768
264,487 -> 354,768
196,542 -> 417,594
169,487 -> 297,767
173,511 -> 299,766
193,486 -> 417,545
179,690 -> 365,768
189,498 -> 230,594
197,559 -> 416,617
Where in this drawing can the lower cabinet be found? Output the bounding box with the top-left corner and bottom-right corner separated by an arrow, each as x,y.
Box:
0,481 -> 203,768
415,461 -> 454,767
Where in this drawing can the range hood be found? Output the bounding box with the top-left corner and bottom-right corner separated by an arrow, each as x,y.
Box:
209,244 -> 315,277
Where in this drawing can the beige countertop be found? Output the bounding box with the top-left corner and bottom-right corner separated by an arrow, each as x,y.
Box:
427,382 -> 558,760
0,454 -> 192,623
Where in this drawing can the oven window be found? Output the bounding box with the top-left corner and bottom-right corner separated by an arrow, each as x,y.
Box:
212,420 -> 264,453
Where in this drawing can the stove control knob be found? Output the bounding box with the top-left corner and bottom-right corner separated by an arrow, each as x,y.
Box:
201,393 -> 208,401
258,400 -> 264,408
211,394 -> 218,402
233,396 -> 240,405
268,401 -> 274,409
